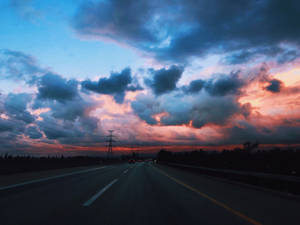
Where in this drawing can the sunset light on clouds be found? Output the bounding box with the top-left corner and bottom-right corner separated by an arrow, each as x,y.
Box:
0,0 -> 300,155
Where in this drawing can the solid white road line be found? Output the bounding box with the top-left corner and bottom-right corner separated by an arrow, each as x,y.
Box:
82,179 -> 118,207
123,169 -> 129,174
0,166 -> 106,191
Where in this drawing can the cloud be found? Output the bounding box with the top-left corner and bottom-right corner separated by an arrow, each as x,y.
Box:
222,50 -> 255,65
73,0 -> 158,45
37,111 -> 103,145
145,65 -> 183,95
0,49 -> 107,147
51,99 -> 91,121
0,49 -> 44,83
0,93 -> 37,146
132,92 -> 251,128
10,0 -> 41,21
25,126 -> 42,139
182,71 -> 244,96
82,67 -> 141,103
245,64 -> 286,93
221,46 -> 285,65
4,93 -> 35,123
0,117 -> 25,152
131,94 -> 161,125
79,116 -> 98,133
265,79 -> 283,93
277,49 -> 300,64
33,85 -> 103,144
163,95 -> 250,128
0,119 -> 15,132
220,120 -> 300,145
204,72 -> 244,96
33,92 -> 95,122
0,117 -> 27,138
72,0 -> 300,63
37,116 -> 78,140
37,73 -> 78,102
182,79 -> 205,94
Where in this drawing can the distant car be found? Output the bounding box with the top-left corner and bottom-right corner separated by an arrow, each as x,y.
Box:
128,159 -> 135,164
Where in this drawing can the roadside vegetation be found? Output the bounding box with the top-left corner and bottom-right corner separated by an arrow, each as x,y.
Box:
157,145 -> 300,176
0,155 -> 117,175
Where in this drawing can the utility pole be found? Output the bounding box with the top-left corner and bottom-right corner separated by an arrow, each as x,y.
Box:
106,130 -> 116,159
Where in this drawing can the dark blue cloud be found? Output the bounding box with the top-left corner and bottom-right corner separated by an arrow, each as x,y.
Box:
33,93 -> 94,122
132,71 -> 247,128
0,49 -> 106,146
145,65 -> 183,95
51,99 -> 89,121
220,120 -> 300,145
0,119 -> 15,132
265,79 -> 283,93
82,68 -> 142,103
277,50 -> 300,64
182,79 -> 205,94
223,47 -> 300,65
37,112 -> 102,144
37,73 -> 78,102
73,0 -> 159,45
25,126 -> 42,139
222,50 -> 256,65
38,117 -> 77,140
0,49 -> 43,83
182,72 -> 244,96
131,94 -> 161,125
0,118 -> 26,150
204,72 -> 244,96
73,0 -> 300,63
32,96 -> 103,144
79,116 -> 98,132
132,93 -> 252,128
4,93 -> 35,124
0,93 -> 35,144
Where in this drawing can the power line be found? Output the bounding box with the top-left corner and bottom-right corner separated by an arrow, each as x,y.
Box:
106,130 -> 116,158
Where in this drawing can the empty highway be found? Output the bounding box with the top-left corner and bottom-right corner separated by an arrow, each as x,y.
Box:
0,162 -> 299,225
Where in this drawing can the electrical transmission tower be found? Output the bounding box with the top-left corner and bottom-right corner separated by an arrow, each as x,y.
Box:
106,130 -> 116,158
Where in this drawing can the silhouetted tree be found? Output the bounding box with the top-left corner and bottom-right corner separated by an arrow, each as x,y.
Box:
243,141 -> 259,152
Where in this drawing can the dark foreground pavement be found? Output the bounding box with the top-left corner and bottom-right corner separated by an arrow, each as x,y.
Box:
0,162 -> 299,225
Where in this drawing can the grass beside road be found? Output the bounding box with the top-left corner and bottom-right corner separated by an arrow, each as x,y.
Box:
0,165 -> 104,188
0,155 -> 110,175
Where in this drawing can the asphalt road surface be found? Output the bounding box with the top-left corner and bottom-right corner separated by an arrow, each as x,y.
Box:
0,162 -> 300,225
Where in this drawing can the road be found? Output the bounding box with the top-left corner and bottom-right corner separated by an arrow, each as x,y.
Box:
0,162 -> 300,225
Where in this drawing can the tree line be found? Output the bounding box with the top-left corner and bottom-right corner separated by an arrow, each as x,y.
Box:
0,155 -> 118,175
157,146 -> 300,176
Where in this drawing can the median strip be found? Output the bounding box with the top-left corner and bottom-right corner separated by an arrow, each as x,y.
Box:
83,179 -> 118,207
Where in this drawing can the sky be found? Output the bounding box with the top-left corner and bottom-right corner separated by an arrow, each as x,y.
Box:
0,0 -> 300,155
